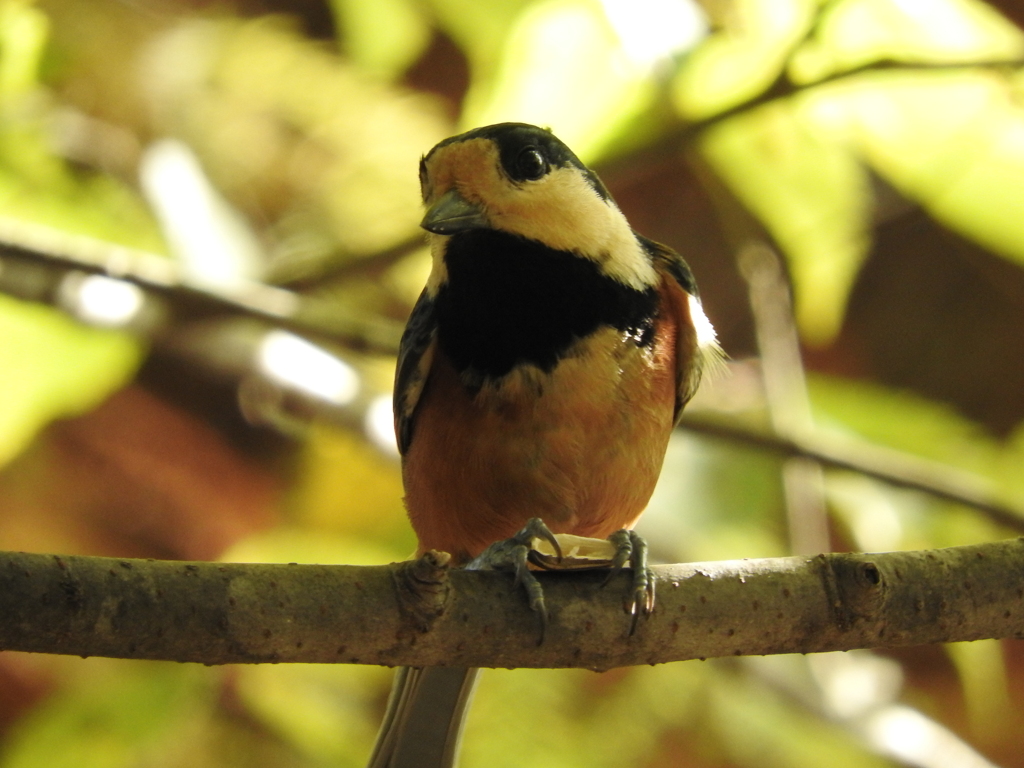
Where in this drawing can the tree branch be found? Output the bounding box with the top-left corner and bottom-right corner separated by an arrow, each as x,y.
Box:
685,56 -> 1024,139
0,216 -> 404,354
596,56 -> 1024,186
2,541 -> 1022,671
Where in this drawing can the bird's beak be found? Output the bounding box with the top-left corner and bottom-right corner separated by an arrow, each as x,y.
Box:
421,188 -> 489,234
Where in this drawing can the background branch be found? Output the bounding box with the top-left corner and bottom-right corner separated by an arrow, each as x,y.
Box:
0,216 -> 404,354
683,57 -> 1024,139
680,414 -> 1024,533
2,221 -> 1019,529
2,540 -> 1022,671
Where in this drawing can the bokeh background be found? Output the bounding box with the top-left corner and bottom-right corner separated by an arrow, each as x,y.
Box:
2,0 -> 1024,766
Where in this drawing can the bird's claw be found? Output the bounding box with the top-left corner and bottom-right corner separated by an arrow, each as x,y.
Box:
467,517 -> 560,644
468,521 -> 654,640
604,529 -> 656,634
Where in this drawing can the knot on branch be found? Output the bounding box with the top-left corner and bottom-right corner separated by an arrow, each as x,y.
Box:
818,553 -> 887,631
394,550 -> 452,635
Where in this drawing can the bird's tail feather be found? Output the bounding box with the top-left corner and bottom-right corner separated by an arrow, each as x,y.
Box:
368,666 -> 480,768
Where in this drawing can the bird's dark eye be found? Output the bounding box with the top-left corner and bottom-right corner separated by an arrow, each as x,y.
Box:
513,146 -> 548,181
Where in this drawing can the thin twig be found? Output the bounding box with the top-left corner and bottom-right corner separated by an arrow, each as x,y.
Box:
686,56 -> 1024,137
679,414 -> 1024,533
597,56 -> 1024,184
739,242 -> 829,554
0,216 -> 403,354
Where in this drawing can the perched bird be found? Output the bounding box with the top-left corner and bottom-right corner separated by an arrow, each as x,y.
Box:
370,123 -> 721,768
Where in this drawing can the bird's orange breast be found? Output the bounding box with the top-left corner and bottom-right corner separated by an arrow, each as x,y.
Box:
402,283 -> 681,564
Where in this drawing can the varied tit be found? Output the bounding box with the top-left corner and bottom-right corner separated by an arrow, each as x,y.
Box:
396,122 -> 719,562
369,123 -> 721,768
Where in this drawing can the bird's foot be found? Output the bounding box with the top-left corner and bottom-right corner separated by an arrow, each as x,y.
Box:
603,529 -> 656,635
467,521 -> 655,639
466,517 -> 562,644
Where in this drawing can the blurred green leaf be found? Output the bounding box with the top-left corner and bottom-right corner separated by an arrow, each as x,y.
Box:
685,0 -> 1024,343
236,663 -> 387,765
809,374 -> 1021,550
710,669 -> 896,768
825,472 -> 928,551
428,0 -> 535,88
824,470 -> 1009,552
286,423 -> 411,552
1000,422 -> 1024,504
466,660 -> 896,768
673,0 -> 817,120
1,661 -> 211,768
790,0 -> 1024,83
463,663 -> 710,768
330,0 -> 430,80
808,373 -> 1002,475
0,1 -> 164,250
646,431 -> 789,562
827,70 -> 1024,270
459,0 -> 653,158
0,0 -> 48,99
700,101 -> 871,344
0,1 -> 155,467
222,526 -> 406,567
142,17 -> 449,271
0,296 -> 140,467
463,669 -> 591,768
945,640 -> 1011,741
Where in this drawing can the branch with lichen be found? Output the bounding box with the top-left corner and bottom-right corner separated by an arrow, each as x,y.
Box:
2,540 -> 1022,670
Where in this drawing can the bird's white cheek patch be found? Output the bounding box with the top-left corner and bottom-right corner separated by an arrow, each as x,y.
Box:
421,138 -> 658,292
491,168 -> 658,291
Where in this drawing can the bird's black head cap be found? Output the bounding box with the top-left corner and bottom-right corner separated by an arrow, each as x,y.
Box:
423,123 -> 612,201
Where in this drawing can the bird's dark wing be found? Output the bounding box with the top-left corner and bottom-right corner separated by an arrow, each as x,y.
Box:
637,233 -> 697,295
637,235 -> 709,422
393,289 -> 438,455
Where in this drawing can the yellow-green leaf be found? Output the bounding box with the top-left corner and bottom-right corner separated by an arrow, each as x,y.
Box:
330,0 -> 431,80
700,101 -> 871,343
835,70 -> 1024,270
0,0 -> 48,100
460,0 -> 652,158
791,0 -> 1024,84
0,296 -> 141,467
673,0 -> 817,120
